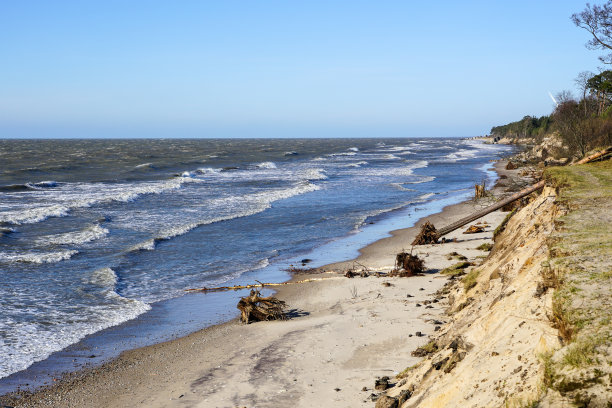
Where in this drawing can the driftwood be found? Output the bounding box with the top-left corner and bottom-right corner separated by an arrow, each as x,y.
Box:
435,180 -> 546,240
474,182 -> 486,199
237,289 -> 286,323
575,146 -> 612,164
185,277 -> 334,293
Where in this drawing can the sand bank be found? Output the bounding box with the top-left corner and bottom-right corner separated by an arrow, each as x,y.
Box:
1,162 -> 524,408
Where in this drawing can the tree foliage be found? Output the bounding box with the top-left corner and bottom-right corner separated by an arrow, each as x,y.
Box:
490,115 -> 551,139
572,1 -> 612,63
586,70 -> 612,114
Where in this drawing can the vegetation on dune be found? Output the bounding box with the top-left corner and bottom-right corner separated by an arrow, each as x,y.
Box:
541,160 -> 612,403
440,261 -> 472,276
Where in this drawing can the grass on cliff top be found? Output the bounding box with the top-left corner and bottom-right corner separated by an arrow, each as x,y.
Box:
542,160 -> 612,397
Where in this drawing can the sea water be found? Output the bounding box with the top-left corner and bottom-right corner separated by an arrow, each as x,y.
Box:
0,138 -> 512,383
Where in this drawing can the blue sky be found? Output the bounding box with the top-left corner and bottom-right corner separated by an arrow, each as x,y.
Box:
0,1 -> 603,138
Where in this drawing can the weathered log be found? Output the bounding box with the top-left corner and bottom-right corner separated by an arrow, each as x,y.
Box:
185,277 -> 335,293
433,180 -> 545,239
474,182 -> 486,199
575,146 -> 612,164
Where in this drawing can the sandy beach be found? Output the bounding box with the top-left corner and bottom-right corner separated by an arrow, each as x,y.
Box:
2,161 -> 522,408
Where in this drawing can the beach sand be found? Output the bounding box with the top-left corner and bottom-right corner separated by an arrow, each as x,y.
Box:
2,162 -> 522,408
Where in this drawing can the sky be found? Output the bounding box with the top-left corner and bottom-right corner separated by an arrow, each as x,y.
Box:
0,1 -> 604,138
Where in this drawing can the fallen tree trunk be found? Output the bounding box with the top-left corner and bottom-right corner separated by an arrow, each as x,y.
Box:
185,277 -> 336,293
575,146 -> 612,165
434,180 -> 545,239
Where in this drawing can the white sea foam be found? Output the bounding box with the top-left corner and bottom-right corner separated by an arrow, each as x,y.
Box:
255,161 -> 277,169
390,183 -> 416,191
134,162 -> 154,169
404,176 -> 436,184
0,204 -> 71,225
150,182 -> 321,243
89,267 -> 118,287
29,181 -> 59,189
128,239 -> 157,252
0,289 -> 150,379
300,168 -> 328,180
348,147 -> 359,152
328,152 -> 357,157
442,148 -> 477,162
0,176 -> 196,225
35,224 -> 109,246
0,249 -> 78,264
196,167 -> 222,175
342,161 -> 368,168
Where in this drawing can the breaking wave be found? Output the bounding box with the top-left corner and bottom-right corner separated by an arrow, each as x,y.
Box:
35,224 -> 109,246
0,249 -> 78,264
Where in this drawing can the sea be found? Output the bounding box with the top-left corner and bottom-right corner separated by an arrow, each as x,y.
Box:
0,137 -> 512,390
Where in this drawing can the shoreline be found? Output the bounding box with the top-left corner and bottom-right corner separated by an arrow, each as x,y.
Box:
0,159 -> 522,407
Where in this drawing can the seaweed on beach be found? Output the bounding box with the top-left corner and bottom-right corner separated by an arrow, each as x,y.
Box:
411,221 -> 439,245
237,289 -> 287,324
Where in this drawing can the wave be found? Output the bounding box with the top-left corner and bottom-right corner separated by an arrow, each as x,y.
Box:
0,176 -> 197,225
352,192 -> 436,230
300,168 -> 327,180
0,271 -> 150,379
89,267 -> 118,287
348,147 -> 359,152
0,204 -> 71,225
404,176 -> 436,184
35,224 -> 109,246
442,149 -> 477,162
129,182 -> 321,250
376,146 -> 412,153
389,183 -> 416,191
134,163 -> 155,170
328,152 -> 357,157
342,161 -> 368,168
255,162 -> 277,169
129,239 -> 157,252
0,249 -> 78,264
0,181 -> 60,192
196,167 -> 222,175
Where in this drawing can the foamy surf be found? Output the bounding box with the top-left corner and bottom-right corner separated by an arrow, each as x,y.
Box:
0,176 -> 197,225
35,224 -> 109,246
0,249 -> 78,264
140,182 -> 322,246
0,278 -> 150,379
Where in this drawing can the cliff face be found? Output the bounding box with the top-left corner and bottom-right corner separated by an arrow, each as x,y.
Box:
386,187 -> 566,407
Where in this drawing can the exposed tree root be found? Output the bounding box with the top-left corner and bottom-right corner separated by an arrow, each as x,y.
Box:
389,252 -> 425,277
411,221 -> 439,245
237,289 -> 287,324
